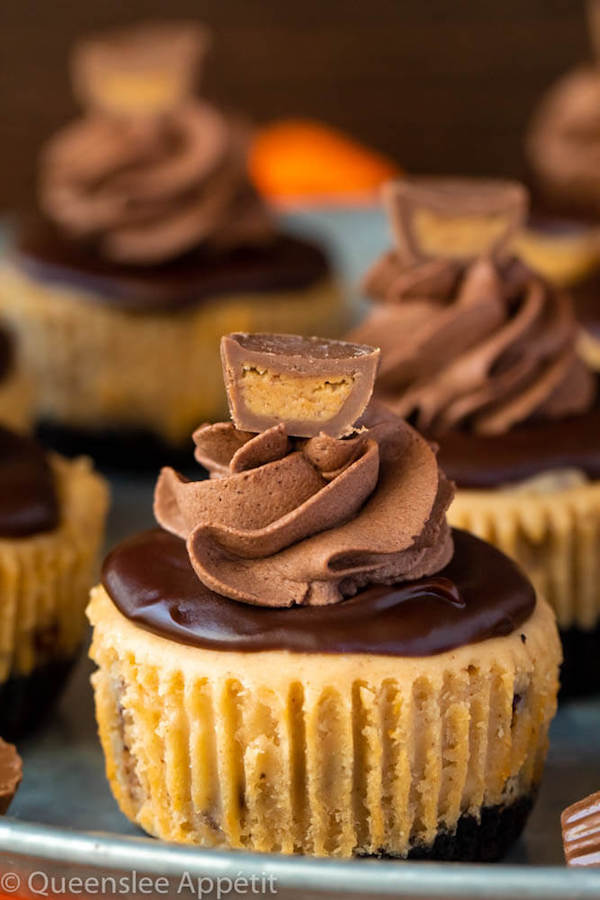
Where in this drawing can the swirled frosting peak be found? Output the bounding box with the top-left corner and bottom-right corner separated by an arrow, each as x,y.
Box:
352,178 -> 596,435
154,401 -> 454,608
39,22 -> 273,264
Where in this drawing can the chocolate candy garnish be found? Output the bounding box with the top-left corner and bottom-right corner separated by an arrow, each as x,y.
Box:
383,176 -> 527,263
221,332 -> 380,438
562,791 -> 600,867
0,738 -> 22,815
72,21 -> 209,116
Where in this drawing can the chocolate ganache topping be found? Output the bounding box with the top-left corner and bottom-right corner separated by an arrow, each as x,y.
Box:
352,178 -> 596,437
0,426 -> 59,538
103,332 -> 540,652
39,22 -> 273,265
102,528 -> 535,655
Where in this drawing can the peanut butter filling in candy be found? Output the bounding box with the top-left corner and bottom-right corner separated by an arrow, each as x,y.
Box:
0,738 -> 22,815
221,332 -> 380,438
562,791 -> 600,867
382,176 -> 527,264
71,21 -> 209,117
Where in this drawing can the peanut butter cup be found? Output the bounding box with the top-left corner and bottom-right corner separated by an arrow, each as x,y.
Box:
88,331 -> 560,859
0,22 -> 346,464
353,177 -> 600,696
0,739 -> 22,815
562,791 -> 600,868
221,333 -> 380,439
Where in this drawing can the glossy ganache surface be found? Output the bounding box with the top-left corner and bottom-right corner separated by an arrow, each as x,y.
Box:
102,528 -> 535,656
0,426 -> 59,537
434,398 -> 600,489
14,217 -> 330,313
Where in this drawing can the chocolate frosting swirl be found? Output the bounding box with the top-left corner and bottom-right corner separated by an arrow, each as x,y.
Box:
154,403 -> 454,607
39,24 -> 273,264
354,180 -> 596,436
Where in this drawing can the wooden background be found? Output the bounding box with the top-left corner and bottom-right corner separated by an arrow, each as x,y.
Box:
0,0 -> 592,211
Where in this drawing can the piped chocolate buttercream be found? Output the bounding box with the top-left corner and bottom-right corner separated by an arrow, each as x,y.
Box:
0,426 -> 59,538
102,528 -> 535,656
155,398 -> 453,607
352,177 -> 596,442
38,22 -> 273,265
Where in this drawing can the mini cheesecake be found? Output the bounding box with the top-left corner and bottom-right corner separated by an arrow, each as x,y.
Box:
0,324 -> 33,433
0,426 -> 108,738
0,23 -> 346,465
352,177 -> 600,696
88,333 -> 560,859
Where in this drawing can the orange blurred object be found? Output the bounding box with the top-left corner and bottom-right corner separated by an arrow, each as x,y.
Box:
249,118 -> 401,206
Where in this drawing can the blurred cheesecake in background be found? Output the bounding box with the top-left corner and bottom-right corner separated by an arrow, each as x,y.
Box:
0,22 -> 347,466
0,323 -> 33,433
524,0 -> 600,371
351,176 -> 600,696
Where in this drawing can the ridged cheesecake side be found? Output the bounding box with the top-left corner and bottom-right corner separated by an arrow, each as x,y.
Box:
88,587 -> 559,858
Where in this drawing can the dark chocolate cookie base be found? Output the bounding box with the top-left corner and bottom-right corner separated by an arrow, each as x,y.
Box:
36,420 -> 197,473
559,622 -> 600,698
0,657 -> 77,741
361,794 -> 534,862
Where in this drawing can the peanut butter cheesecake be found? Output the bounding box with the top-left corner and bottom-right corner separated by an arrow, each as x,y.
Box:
0,426 -> 108,738
87,332 -> 560,859
0,22 -> 345,465
0,325 -> 33,433
351,177 -> 600,696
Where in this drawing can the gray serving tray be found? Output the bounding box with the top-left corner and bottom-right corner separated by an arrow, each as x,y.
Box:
0,212 -> 599,898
